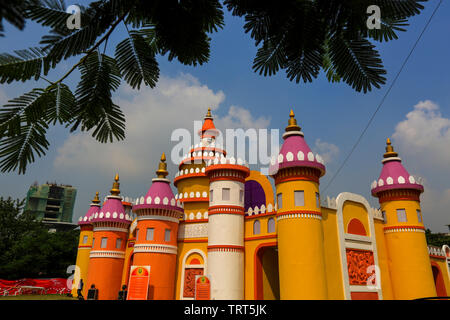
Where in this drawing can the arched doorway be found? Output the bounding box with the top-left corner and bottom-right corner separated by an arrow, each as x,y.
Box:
254,242 -> 279,300
431,262 -> 447,297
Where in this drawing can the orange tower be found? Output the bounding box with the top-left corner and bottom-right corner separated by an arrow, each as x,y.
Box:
86,174 -> 132,300
132,153 -> 184,299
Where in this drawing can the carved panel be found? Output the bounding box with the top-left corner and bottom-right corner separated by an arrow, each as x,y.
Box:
178,222 -> 208,239
183,268 -> 204,298
346,249 -> 375,285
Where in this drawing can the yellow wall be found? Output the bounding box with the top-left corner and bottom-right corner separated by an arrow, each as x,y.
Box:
72,228 -> 93,297
276,179 -> 328,299
321,207 -> 345,299
373,219 -> 394,299
342,201 -> 371,236
381,199 -> 436,299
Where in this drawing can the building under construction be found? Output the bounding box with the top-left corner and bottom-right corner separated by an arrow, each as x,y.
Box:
24,182 -> 77,231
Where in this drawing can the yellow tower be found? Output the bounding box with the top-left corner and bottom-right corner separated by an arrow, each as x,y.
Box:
72,192 -> 101,297
269,110 -> 328,299
371,139 -> 436,299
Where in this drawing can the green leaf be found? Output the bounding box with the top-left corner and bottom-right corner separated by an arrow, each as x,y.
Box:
45,83 -> 76,125
0,119 -> 49,174
0,88 -> 50,136
253,35 -> 287,77
329,34 -> 387,93
115,29 -> 159,89
72,51 -> 125,143
0,47 -> 50,84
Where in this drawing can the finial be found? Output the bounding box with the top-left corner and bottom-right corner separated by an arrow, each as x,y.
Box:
383,138 -> 398,158
156,152 -> 169,179
110,173 -> 120,196
285,109 -> 301,132
205,107 -> 213,119
92,191 -> 100,204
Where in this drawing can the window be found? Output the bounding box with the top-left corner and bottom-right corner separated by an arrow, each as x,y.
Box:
382,211 -> 387,224
277,193 -> 282,209
267,218 -> 275,233
164,229 -> 171,242
116,238 -> 122,249
222,188 -> 230,201
210,190 -> 213,202
146,228 -> 154,241
396,209 -> 407,222
101,237 -> 107,248
417,209 -> 422,223
135,228 -> 139,241
82,235 -> 88,244
92,238 -> 95,248
239,189 -> 244,203
316,192 -> 320,208
294,190 -> 304,207
253,220 -> 261,235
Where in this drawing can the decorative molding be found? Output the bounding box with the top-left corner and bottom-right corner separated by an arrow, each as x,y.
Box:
383,225 -> 425,234
93,226 -> 129,233
335,192 -> 383,300
207,245 -> 245,252
89,250 -> 125,259
137,215 -> 180,224
178,222 -> 208,240
133,243 -> 178,255
276,210 -> 322,221
346,249 -> 375,286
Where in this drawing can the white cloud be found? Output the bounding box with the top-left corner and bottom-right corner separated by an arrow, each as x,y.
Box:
392,100 -> 450,233
53,73 -> 271,178
392,100 -> 450,169
313,138 -> 339,164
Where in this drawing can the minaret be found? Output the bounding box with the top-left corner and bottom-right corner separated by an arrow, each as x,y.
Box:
72,192 -> 100,297
371,139 -> 436,299
86,174 -> 132,300
205,156 -> 250,299
132,153 -> 184,299
269,110 -> 328,299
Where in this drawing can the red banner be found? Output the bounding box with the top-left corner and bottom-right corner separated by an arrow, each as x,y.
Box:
0,278 -> 70,296
195,275 -> 210,300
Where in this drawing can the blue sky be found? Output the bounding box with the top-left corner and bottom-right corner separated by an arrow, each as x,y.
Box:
0,1 -> 449,232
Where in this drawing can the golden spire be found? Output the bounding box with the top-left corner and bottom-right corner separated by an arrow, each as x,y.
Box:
383,138 -> 398,158
285,109 -> 301,132
205,107 -> 213,119
92,191 -> 100,204
156,152 -> 168,179
110,173 -> 120,196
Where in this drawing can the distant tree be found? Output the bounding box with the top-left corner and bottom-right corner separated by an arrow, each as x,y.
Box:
425,229 -> 450,249
0,196 -> 79,279
0,0 -> 427,174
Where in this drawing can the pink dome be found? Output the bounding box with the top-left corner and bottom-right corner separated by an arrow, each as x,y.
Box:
371,139 -> 423,196
133,153 -> 184,213
269,111 -> 325,176
91,196 -> 132,224
133,180 -> 183,213
78,203 -> 100,225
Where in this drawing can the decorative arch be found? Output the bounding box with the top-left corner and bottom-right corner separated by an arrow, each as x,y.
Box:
179,249 -> 207,300
431,261 -> 447,297
347,218 -> 367,236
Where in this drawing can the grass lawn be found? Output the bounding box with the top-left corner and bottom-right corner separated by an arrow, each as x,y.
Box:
0,294 -> 77,300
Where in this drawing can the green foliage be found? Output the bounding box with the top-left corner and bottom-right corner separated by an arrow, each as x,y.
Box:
426,229 -> 450,248
0,197 -> 79,280
0,0 -> 428,174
